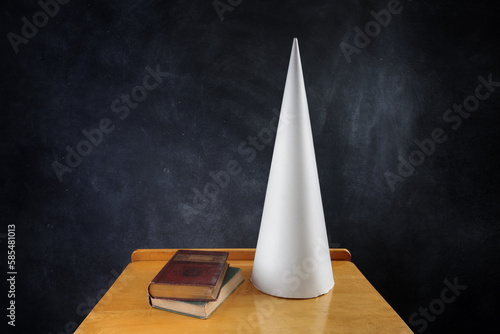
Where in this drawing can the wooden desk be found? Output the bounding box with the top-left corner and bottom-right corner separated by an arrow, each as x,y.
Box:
75,249 -> 412,333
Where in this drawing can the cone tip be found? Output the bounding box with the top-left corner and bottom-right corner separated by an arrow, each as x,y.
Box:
292,38 -> 300,53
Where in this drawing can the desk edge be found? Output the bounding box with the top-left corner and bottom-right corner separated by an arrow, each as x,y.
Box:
131,248 -> 351,262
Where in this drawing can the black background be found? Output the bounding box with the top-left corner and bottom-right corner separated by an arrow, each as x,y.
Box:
2,0 -> 499,333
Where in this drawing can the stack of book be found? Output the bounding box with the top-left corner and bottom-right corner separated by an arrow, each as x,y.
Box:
147,249 -> 244,319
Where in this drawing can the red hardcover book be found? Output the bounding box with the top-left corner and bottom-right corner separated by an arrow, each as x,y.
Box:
148,250 -> 229,301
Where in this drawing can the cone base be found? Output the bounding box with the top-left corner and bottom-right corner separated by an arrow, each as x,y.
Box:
251,277 -> 334,299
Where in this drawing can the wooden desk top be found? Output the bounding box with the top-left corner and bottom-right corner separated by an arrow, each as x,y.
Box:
75,249 -> 412,333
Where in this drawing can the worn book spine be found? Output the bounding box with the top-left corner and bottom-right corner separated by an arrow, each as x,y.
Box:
148,249 -> 229,300
149,267 -> 244,319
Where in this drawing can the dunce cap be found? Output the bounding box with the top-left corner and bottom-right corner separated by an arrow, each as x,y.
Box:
251,39 -> 334,298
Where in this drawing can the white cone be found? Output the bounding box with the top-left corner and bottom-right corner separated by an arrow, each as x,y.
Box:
251,38 -> 334,298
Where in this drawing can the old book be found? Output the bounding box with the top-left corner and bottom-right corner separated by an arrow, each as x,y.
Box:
148,249 -> 229,300
149,266 -> 244,319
